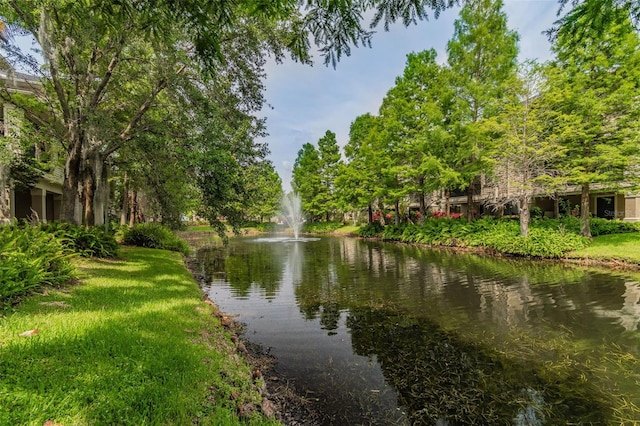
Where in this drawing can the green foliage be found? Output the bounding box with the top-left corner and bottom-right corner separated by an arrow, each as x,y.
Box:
38,222 -> 119,258
363,217 -> 590,258
301,221 -> 343,234
377,49 -> 459,211
357,222 -> 384,238
292,142 -> 324,221
589,218 -> 640,236
535,216 -> 640,237
446,0 -> 519,220
0,225 -> 75,305
8,152 -> 44,191
122,223 -> 189,255
472,226 -> 588,258
546,9 -> 640,236
244,162 -> 283,221
241,221 -> 284,233
254,222 -> 282,232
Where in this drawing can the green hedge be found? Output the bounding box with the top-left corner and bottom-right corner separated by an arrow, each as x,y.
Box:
122,223 -> 189,255
0,225 -> 76,304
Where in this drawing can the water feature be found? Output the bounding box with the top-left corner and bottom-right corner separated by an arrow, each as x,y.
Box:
281,192 -> 303,239
196,236 -> 640,424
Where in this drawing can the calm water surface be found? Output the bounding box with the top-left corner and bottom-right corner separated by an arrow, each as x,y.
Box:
196,236 -> 640,425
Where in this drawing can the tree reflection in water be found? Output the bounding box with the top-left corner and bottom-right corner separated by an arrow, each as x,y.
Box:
196,236 -> 640,424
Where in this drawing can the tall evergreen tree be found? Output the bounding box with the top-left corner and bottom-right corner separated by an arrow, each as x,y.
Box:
378,49 -> 460,220
546,8 -> 640,237
487,61 -> 564,236
292,142 -> 323,220
317,130 -> 342,221
446,0 -> 519,220
336,113 -> 382,224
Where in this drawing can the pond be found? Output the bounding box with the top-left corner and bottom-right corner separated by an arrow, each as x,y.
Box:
195,236 -> 640,425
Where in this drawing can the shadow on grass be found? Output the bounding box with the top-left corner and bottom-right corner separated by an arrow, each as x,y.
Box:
0,247 -> 260,426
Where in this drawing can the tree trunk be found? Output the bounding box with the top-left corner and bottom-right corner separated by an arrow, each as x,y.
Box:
394,200 -> 400,225
519,196 -> 530,237
120,174 -> 129,226
61,140 -> 83,225
419,191 -> 426,221
92,154 -> 109,226
554,193 -> 560,219
466,184 -> 474,221
445,189 -> 451,217
580,183 -> 591,238
0,162 -> 10,223
82,173 -> 94,226
128,191 -> 136,227
367,204 -> 373,224
77,145 -> 111,227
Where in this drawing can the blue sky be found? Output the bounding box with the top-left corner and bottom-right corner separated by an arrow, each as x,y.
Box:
261,1 -> 561,191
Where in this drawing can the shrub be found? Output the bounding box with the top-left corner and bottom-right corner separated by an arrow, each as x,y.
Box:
122,223 -> 189,255
39,222 -> 118,258
470,226 -> 588,258
0,225 -> 75,304
589,218 -> 640,236
532,216 -> 640,237
357,222 -> 384,238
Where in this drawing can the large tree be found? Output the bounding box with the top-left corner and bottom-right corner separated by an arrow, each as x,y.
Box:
0,1 -> 297,226
317,130 -> 342,221
552,0 -> 640,40
244,161 -> 284,223
378,49 -> 460,219
445,0 -> 519,220
486,61 -> 564,236
292,142 -> 323,220
546,7 -> 640,237
336,113 -> 383,224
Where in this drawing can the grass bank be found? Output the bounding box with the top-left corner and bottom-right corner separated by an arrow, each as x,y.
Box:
0,247 -> 277,426
568,232 -> 640,265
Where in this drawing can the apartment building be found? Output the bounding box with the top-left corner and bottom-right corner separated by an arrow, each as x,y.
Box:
0,70 -> 63,223
440,175 -> 640,222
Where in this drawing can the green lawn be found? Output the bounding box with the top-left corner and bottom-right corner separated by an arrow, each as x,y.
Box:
186,224 -> 216,232
0,247 -> 276,426
332,224 -> 360,235
568,233 -> 640,264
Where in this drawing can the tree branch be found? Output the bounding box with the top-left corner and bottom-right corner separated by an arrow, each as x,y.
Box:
89,36 -> 126,109
107,64 -> 187,158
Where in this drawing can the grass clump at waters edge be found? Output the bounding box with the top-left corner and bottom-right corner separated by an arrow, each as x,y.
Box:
0,247 -> 278,426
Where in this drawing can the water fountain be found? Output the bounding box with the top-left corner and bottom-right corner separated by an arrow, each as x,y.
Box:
254,192 -> 318,243
281,192 -> 303,239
